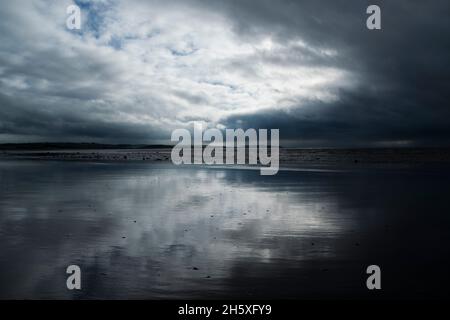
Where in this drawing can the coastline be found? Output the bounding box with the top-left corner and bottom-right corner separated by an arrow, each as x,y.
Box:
2,147 -> 450,169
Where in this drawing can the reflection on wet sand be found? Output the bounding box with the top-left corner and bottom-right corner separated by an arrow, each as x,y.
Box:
0,161 -> 450,299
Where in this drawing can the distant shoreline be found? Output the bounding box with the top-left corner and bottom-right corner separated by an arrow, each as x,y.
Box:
2,142 -> 450,151
0,142 -> 173,151
2,145 -> 450,169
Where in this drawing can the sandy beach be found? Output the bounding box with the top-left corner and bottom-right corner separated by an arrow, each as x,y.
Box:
1,149 -> 450,299
2,147 -> 450,169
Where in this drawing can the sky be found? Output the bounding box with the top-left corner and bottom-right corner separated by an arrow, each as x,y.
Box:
0,0 -> 449,147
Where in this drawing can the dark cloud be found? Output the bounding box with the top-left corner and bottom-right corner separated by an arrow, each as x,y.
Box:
0,0 -> 449,146
216,0 -> 450,146
0,93 -> 167,143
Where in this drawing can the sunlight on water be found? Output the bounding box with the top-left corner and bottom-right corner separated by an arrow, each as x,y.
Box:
1,161 -> 449,299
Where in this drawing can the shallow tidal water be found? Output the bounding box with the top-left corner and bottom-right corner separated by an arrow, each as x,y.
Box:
0,160 -> 450,299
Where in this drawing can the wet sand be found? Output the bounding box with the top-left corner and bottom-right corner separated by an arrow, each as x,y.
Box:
1,150 -> 450,299
2,148 -> 450,168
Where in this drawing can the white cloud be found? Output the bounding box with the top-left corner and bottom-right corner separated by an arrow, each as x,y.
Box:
0,0 -> 355,142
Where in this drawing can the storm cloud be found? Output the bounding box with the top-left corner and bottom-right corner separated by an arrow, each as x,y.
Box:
0,0 -> 449,146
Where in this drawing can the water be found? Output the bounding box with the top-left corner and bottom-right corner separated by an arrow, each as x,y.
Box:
0,160 -> 450,299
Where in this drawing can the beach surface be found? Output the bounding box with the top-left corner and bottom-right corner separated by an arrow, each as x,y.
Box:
1,148 -> 450,299
2,147 -> 450,169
